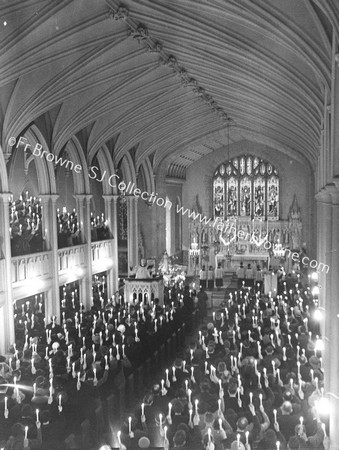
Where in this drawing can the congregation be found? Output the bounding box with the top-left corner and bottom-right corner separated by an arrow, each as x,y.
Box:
0,270 -> 328,450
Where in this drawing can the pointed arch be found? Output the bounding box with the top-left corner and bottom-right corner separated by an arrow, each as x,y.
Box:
118,153 -> 136,185
7,124 -> 56,195
137,157 -> 155,194
63,136 -> 90,195
89,144 -> 118,195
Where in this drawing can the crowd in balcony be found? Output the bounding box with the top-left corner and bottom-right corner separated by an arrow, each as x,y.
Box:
57,208 -> 81,249
9,192 -> 44,257
90,213 -> 112,242
8,191 -> 114,256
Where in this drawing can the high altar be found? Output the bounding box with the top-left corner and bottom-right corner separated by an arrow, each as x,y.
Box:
124,277 -> 164,306
187,195 -> 302,274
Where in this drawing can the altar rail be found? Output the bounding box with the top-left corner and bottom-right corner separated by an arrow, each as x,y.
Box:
11,251 -> 52,284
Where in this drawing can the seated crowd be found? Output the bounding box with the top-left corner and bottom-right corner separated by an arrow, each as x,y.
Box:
114,277 -> 328,450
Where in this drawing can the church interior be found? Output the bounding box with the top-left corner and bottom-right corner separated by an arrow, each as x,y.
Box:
0,0 -> 338,449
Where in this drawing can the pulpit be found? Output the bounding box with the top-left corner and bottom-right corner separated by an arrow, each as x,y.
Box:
124,277 -> 164,306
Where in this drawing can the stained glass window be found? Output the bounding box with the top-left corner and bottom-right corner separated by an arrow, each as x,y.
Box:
213,177 -> 225,219
213,155 -> 279,220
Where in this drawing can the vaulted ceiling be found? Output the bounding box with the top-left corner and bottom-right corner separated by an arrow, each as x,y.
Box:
0,0 -> 338,177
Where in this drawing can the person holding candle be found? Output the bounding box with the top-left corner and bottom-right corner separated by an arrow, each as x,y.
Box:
275,401 -> 300,442
3,421 -> 42,449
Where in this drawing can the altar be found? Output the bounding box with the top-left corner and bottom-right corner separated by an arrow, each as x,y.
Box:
222,253 -> 270,269
124,277 -> 164,306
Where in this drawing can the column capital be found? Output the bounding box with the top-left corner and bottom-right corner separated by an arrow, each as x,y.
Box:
0,192 -> 12,203
39,194 -> 59,202
315,183 -> 339,203
102,194 -> 116,201
73,194 -> 93,203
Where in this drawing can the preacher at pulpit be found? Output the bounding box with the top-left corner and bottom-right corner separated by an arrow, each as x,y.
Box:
135,258 -> 152,279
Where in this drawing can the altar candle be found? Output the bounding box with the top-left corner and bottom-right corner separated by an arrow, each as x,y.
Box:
141,403 -> 145,416
58,394 -> 62,407
36,409 -> 39,422
276,442 -> 280,450
24,426 -> 28,440
195,399 -> 199,414
249,392 -> 253,404
168,402 -> 172,417
4,396 -> 8,414
273,409 -> 277,422
159,413 -> 162,427
259,393 -> 263,408
300,416 -> 304,425
117,431 -> 122,445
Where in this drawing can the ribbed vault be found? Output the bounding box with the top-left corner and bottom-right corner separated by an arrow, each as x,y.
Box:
0,0 -> 337,177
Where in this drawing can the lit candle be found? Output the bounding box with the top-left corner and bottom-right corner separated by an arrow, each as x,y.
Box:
36,409 -> 39,423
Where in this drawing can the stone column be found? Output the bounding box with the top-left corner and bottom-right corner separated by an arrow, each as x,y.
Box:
74,194 -> 92,310
102,194 -> 119,296
327,185 -> 339,449
0,193 -> 15,354
126,195 -> 138,275
39,194 -> 60,322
